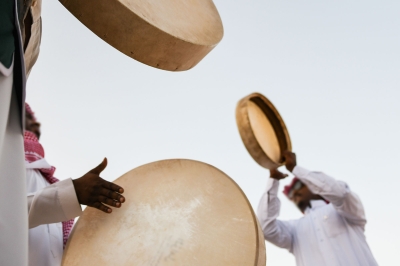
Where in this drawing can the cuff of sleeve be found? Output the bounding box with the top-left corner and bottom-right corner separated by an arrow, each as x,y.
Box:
292,166 -> 311,178
267,178 -> 280,196
56,178 -> 82,220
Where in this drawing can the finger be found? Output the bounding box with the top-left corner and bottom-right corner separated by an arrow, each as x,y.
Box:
277,172 -> 288,178
93,201 -> 112,213
281,153 -> 288,163
102,180 -> 124,194
89,158 -> 108,175
100,188 -> 125,203
271,168 -> 283,175
98,196 -> 121,208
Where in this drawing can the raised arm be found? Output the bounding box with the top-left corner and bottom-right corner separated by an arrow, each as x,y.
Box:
283,151 -> 366,229
27,158 -> 126,228
257,171 -> 294,251
293,166 -> 366,228
27,174 -> 82,229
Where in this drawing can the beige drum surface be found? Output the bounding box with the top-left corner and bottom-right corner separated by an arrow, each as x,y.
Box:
62,159 -> 266,266
236,93 -> 291,169
59,0 -> 224,71
247,101 -> 281,163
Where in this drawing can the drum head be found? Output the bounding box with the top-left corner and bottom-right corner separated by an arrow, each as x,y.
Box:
62,159 -> 266,265
59,0 -> 224,71
236,93 -> 292,169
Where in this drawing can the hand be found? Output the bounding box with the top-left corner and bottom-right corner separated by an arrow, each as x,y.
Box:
283,150 -> 297,172
72,158 -> 125,213
270,168 -> 288,180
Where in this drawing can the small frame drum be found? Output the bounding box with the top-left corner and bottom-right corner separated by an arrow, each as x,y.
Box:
59,0 -> 224,71
62,159 -> 266,265
236,93 -> 292,169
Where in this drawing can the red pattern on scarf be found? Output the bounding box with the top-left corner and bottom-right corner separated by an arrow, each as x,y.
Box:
283,177 -> 300,199
25,103 -> 36,121
24,130 -> 74,249
283,176 -> 329,204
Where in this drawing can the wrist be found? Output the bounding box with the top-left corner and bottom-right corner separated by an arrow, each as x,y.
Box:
287,164 -> 296,172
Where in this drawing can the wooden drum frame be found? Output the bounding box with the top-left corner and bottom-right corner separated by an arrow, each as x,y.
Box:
236,93 -> 292,169
59,0 -> 224,71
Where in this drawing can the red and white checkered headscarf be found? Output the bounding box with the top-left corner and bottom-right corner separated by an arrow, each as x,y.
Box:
283,177 -> 302,199
283,177 -> 329,204
24,104 -> 74,249
25,102 -> 36,121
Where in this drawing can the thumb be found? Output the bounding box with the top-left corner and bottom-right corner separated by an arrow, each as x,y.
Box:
89,158 -> 108,175
282,150 -> 290,161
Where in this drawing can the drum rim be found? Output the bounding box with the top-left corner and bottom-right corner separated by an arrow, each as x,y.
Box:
60,0 -> 224,46
118,0 -> 224,46
236,92 -> 292,169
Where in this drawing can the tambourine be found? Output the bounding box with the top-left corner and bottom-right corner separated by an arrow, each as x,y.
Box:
236,93 -> 292,169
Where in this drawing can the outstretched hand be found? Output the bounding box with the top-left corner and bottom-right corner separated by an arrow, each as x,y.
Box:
72,158 -> 125,213
270,168 -> 288,180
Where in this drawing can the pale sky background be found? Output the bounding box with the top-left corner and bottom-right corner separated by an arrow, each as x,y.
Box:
26,0 -> 399,265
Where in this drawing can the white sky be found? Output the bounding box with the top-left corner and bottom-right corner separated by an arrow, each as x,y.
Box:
27,0 -> 400,265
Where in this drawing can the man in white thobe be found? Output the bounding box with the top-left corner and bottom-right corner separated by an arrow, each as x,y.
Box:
25,104 -> 78,265
1,1 -> 127,265
257,151 -> 378,266
0,0 -> 30,264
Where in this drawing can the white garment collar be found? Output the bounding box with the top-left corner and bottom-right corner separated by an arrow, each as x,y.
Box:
25,158 -> 52,169
304,200 -> 327,214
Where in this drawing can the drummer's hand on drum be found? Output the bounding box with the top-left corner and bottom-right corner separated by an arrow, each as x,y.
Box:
72,158 -> 125,213
270,168 -> 288,180
282,150 -> 297,172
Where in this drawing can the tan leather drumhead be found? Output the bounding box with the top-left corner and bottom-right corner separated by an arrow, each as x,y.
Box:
62,160 -> 266,265
59,0 -> 224,71
236,93 -> 291,169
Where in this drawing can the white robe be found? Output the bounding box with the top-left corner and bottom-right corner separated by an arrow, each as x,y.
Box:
257,166 -> 378,266
26,159 -> 82,266
0,61 -> 28,266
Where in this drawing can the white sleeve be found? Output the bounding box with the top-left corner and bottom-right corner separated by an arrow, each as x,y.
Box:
293,166 -> 366,228
257,178 -> 294,251
27,178 -> 82,229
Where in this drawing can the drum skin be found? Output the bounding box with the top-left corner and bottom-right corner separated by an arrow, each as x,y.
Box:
59,0 -> 224,71
62,159 -> 266,266
236,93 -> 292,169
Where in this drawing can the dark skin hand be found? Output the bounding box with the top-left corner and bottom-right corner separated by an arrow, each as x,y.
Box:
270,150 -> 322,213
24,111 -> 125,213
72,158 -> 125,213
282,150 -> 297,172
269,150 -> 297,181
269,168 -> 288,180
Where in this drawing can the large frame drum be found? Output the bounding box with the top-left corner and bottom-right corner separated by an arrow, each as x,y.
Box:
59,0 -> 224,71
62,159 -> 266,265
